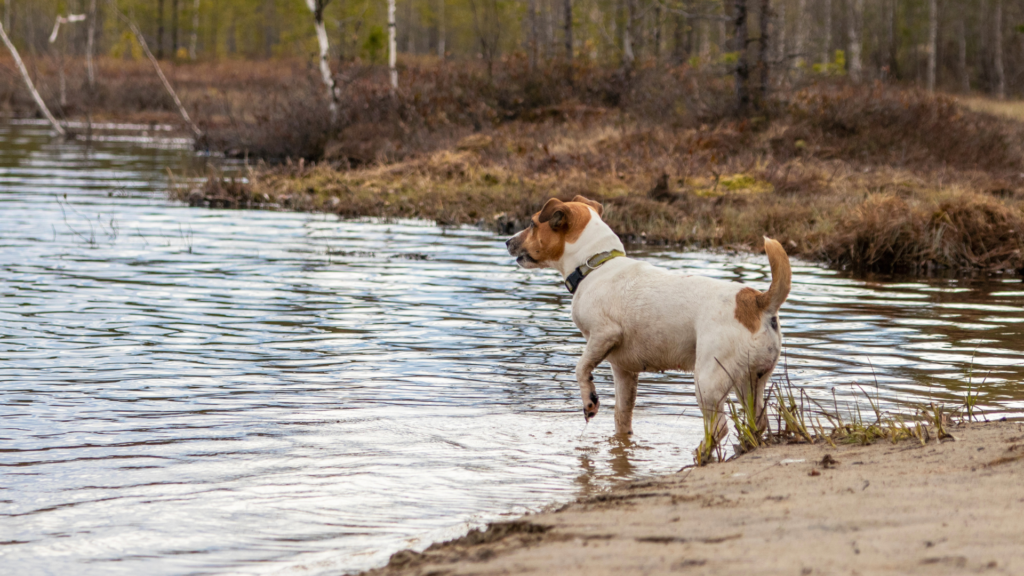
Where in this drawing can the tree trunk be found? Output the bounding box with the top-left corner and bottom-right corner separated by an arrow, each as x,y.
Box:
885,0 -> 896,78
926,0 -> 936,91
304,0 -> 340,118
157,0 -> 165,59
773,0 -> 786,68
563,0 -> 572,62
993,0 -> 1005,99
672,11 -> 685,65
757,0 -> 770,104
189,0 -> 199,59
794,0 -> 806,71
86,0 -> 97,87
437,0 -> 445,58
529,0 -> 537,69
653,4 -> 661,60
0,20 -> 65,135
957,17 -> 969,93
700,19 -> 710,58
172,0 -> 179,56
733,0 -> 750,112
822,0 -> 831,66
623,0 -> 635,66
847,0 -> 862,81
109,1 -> 202,138
388,0 -> 398,89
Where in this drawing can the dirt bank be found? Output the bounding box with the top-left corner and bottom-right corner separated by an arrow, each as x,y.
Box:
367,420 -> 1024,576
179,83 -> 1024,276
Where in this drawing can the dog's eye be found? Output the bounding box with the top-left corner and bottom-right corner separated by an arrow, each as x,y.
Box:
770,316 -> 779,331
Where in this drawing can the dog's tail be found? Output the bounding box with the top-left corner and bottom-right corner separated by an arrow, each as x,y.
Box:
755,237 -> 791,314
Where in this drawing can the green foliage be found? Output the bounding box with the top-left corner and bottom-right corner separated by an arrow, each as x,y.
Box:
812,50 -> 847,76
362,26 -> 385,64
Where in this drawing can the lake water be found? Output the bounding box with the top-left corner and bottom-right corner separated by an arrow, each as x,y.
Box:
2,121 -> 1023,575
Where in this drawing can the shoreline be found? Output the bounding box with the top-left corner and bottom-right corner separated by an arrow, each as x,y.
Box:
365,420 -> 1024,575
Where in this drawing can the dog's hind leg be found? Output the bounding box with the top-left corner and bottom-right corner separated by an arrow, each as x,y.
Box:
575,332 -> 619,422
693,360 -> 732,459
611,364 -> 638,436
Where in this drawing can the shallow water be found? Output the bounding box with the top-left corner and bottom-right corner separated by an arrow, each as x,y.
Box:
1,122 -> 1023,575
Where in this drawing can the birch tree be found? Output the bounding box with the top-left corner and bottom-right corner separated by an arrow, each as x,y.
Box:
0,20 -> 65,135
847,0 -> 862,82
109,1 -> 203,139
305,0 -> 340,118
49,12 -> 86,107
86,0 -> 97,87
190,0 -> 200,59
388,0 -> 397,89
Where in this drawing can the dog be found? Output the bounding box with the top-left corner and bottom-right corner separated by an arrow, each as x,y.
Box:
506,195 -> 791,451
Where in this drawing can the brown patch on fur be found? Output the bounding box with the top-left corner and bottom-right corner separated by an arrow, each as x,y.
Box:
735,288 -> 763,334
520,199 -> 594,262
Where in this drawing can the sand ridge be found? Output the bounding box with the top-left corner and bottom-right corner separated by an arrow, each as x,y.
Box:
366,421 -> 1024,576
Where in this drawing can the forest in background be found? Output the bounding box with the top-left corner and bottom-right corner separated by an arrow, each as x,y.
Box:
1,0 -> 1023,97
3,1 -> 1024,277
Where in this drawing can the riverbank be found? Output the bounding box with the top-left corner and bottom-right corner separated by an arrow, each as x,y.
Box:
367,420 -> 1024,575
176,83 -> 1024,275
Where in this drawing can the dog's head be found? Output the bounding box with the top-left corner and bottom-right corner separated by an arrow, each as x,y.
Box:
505,195 -> 605,269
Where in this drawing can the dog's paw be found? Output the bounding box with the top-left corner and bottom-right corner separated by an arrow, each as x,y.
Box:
584,391 -> 600,421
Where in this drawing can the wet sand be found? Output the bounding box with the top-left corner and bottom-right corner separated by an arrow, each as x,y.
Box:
366,421 -> 1024,575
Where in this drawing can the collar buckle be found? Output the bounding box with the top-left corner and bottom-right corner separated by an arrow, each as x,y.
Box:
565,249 -> 624,294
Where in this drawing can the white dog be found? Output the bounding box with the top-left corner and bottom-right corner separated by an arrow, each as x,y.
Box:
506,195 -> 791,450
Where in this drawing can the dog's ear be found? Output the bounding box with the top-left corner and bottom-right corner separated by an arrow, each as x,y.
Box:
538,198 -> 569,231
572,195 -> 603,216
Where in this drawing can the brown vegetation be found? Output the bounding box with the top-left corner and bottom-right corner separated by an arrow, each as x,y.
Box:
174,74 -> 1024,276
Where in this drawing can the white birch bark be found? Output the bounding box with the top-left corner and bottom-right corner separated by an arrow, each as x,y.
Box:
304,0 -> 340,117
388,0 -> 397,89
993,0 -> 1005,99
847,0 -> 862,82
623,0 -> 635,65
926,0 -> 936,92
87,0 -> 97,87
189,0 -> 199,59
109,2 -> 202,139
0,20 -> 66,135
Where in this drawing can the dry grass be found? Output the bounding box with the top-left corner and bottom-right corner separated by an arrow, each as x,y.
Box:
177,81 -> 1024,275
959,96 -> 1024,122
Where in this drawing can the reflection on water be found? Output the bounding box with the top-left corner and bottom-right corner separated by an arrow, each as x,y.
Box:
0,123 -> 1022,575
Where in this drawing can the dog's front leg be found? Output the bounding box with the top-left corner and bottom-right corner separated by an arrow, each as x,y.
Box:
574,333 -> 619,421
611,364 -> 638,436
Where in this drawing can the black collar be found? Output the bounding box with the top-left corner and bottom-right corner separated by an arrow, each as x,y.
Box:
564,250 -> 625,294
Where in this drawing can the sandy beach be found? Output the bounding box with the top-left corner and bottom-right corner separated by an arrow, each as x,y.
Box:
367,421 -> 1024,575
